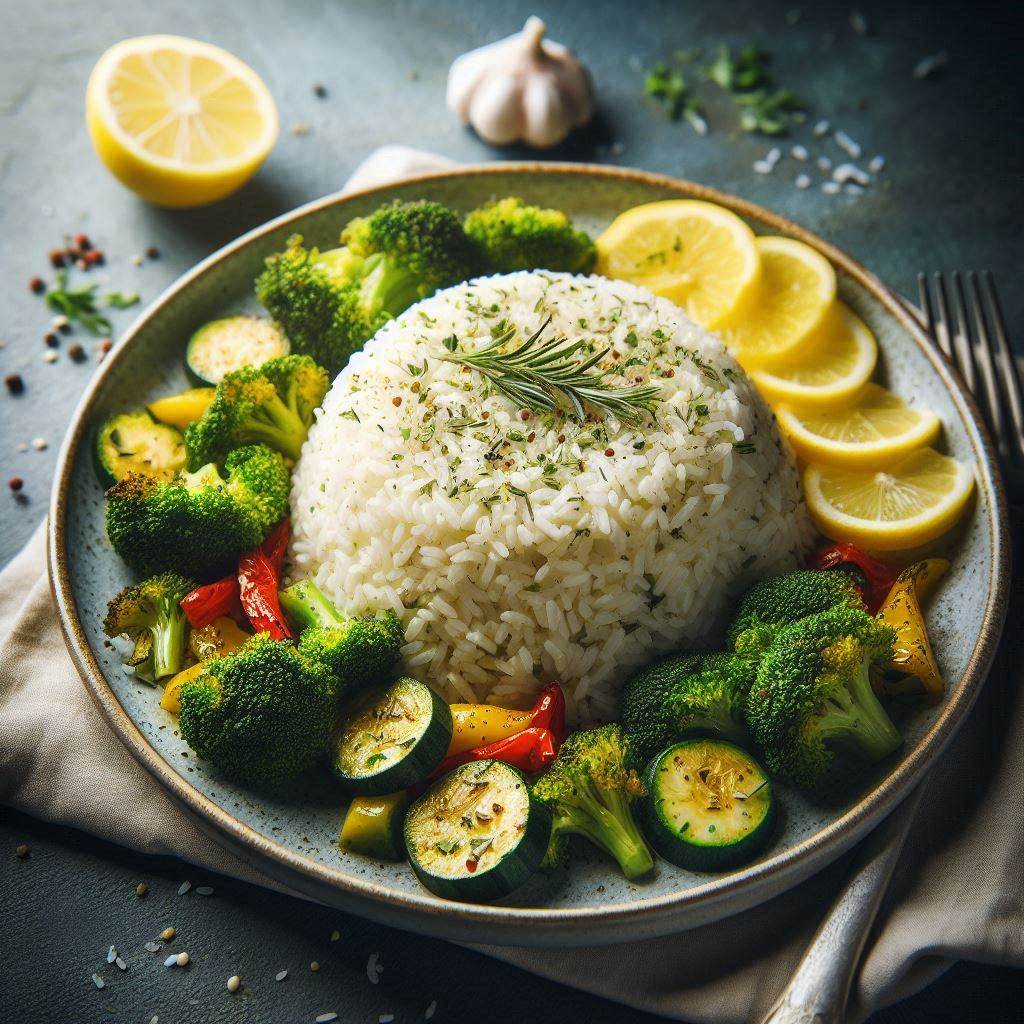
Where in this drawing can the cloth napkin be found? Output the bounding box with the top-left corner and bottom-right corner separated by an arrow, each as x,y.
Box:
2,147 -> 1022,1024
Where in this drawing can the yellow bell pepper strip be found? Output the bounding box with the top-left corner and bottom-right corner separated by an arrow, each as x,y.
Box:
340,792 -> 410,860
446,682 -> 567,756
876,558 -> 950,702
146,388 -> 215,430
162,616 -> 251,714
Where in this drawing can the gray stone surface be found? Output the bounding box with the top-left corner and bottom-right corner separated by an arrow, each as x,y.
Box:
1,0 -> 1021,1020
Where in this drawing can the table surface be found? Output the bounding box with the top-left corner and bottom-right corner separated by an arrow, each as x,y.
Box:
2,0 -> 1021,1020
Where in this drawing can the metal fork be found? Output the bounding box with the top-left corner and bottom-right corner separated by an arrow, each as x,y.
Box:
763,272 -> 1019,1024
918,271 -> 1024,491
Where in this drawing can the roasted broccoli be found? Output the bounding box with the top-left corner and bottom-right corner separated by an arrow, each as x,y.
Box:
532,725 -> 654,880
464,197 -> 597,275
184,354 -> 329,470
727,569 -> 865,658
178,633 -> 336,788
745,607 -> 902,787
620,652 -> 752,769
105,444 -> 290,579
103,572 -> 194,680
278,579 -> 404,693
256,201 -> 479,374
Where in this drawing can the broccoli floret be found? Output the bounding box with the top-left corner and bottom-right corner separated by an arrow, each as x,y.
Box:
103,571 -> 194,680
531,724 -> 654,880
256,201 -> 479,375
464,197 -> 596,274
184,354 -> 329,470
728,569 -> 865,658
105,444 -> 290,579
278,579 -> 404,693
178,633 -> 336,788
256,234 -> 392,375
620,652 -> 753,769
745,607 -> 902,787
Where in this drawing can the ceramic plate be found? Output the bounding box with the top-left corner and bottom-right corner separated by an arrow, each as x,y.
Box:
48,164 -> 1010,946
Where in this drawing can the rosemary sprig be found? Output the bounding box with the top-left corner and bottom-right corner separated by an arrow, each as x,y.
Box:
442,318 -> 661,426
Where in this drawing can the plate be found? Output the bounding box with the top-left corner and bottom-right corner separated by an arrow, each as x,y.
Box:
48,164 -> 1010,946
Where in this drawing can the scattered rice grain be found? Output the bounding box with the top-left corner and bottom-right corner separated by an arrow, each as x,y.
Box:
164,955 -> 178,968
144,941 -> 161,953
195,885 -> 214,896
116,957 -> 127,972
834,130 -> 862,158
177,881 -> 191,896
366,952 -> 382,985
822,181 -> 842,195
316,1014 -> 338,1024
276,970 -> 288,982
790,144 -> 808,161
868,155 -> 886,173
107,946 -> 117,963
813,119 -> 830,137
161,927 -> 175,941
176,952 -> 189,967
91,974 -> 105,989
795,174 -> 812,190
425,1000 -> 437,1019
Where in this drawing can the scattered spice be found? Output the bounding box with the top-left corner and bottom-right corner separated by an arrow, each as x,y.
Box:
330,929 -> 341,942
31,437 -> 48,450
160,927 -> 175,941
145,246 -> 161,260
15,842 -> 29,857
5,374 -> 24,395
135,882 -> 149,897
30,276 -> 45,294
68,343 -> 86,363
43,350 -> 58,364
604,447 -> 614,456
227,975 -> 241,993
313,83 -> 328,98
310,960 -> 320,971
42,270 -> 112,335
392,396 -> 402,407
175,951 -> 189,967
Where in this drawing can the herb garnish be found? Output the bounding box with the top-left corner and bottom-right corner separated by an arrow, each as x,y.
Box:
105,290 -> 140,309
443,318 -> 661,426
44,271 -> 111,335
706,45 -> 803,135
644,62 -> 707,134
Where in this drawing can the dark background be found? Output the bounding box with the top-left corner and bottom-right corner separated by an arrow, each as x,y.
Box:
1,0 -> 1021,1020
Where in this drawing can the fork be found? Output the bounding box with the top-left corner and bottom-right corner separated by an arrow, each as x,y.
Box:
918,271 -> 1024,496
762,272 -> 1020,1024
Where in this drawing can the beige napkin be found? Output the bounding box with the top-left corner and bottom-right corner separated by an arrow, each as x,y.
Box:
2,148 -> 1022,1023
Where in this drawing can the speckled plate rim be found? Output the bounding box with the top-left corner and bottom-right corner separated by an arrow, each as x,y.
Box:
48,162 -> 1011,945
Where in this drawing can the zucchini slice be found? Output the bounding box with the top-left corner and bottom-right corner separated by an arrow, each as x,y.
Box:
340,792 -> 410,861
642,739 -> 775,872
95,410 -> 186,487
185,315 -> 289,385
404,760 -> 552,901
333,678 -> 452,795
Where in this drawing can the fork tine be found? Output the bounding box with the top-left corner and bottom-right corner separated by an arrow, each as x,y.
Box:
917,273 -> 935,338
964,272 -> 1008,457
980,271 -> 1024,463
930,273 -> 956,362
947,271 -> 978,394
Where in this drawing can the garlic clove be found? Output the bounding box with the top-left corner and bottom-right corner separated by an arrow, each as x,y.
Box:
521,74 -> 571,148
469,73 -> 525,146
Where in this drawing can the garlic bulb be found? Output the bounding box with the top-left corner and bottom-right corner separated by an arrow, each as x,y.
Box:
446,16 -> 594,149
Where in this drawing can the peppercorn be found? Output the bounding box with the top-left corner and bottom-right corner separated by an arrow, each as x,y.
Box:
99,338 -> 113,353
44,332 -> 60,348
145,245 -> 161,259
313,83 -> 328,98
74,233 -> 91,250
29,277 -> 45,294
85,250 -> 105,267
68,343 -> 86,363
48,250 -> 66,268
519,410 -> 531,421
392,396 -> 402,406
5,374 -> 24,395
604,447 -> 614,456
8,477 -> 23,492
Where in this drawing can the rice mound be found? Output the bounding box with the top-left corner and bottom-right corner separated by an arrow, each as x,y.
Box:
289,272 -> 812,720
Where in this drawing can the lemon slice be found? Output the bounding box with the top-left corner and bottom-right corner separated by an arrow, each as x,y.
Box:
86,35 -> 278,208
804,448 -> 975,551
595,200 -> 760,328
777,383 -> 941,467
750,303 -> 877,408
721,237 -> 837,369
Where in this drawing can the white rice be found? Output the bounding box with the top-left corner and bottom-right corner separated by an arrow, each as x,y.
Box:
289,272 -> 812,721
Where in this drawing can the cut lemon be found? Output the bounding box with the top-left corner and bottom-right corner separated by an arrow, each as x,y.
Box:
777,383 -> 941,466
720,236 -> 836,369
595,200 -> 760,328
86,35 -> 278,208
750,303 -> 877,408
804,448 -> 975,551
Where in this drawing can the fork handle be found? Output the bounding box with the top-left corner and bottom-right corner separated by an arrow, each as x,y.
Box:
760,784 -> 925,1024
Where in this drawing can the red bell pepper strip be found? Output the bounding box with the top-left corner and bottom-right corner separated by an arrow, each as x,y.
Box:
811,542 -> 897,614
180,576 -> 243,629
528,683 -> 566,746
429,726 -> 558,781
261,518 -> 290,577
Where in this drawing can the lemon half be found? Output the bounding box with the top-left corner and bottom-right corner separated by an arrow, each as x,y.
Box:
86,35 -> 278,208
595,200 -> 761,329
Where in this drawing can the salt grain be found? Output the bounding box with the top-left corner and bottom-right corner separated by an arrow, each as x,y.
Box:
834,130 -> 862,158
795,173 -> 812,190
914,52 -> 948,80
790,144 -> 809,161
107,945 -> 117,963
822,181 -> 841,195
813,119 -> 830,137
130,255 -> 144,266
91,974 -> 105,989
164,955 -> 178,968
425,1000 -> 438,1019
868,155 -> 886,173
752,161 -> 773,175
316,1015 -> 339,1023
844,183 -> 866,195
116,957 -> 127,971
276,970 -> 288,982
366,952 -> 382,984
833,163 -> 870,186
144,941 -> 160,953
765,147 -> 782,167
195,886 -> 214,896
43,351 -> 58,363
177,881 -> 191,896
817,156 -> 833,172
